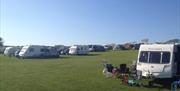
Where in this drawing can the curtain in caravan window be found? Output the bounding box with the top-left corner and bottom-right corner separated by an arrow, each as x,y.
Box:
149,52 -> 161,63
139,51 -> 148,63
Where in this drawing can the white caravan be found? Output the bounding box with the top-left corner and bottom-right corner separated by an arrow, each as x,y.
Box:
136,44 -> 180,79
69,45 -> 89,55
19,45 -> 59,58
4,47 -> 21,56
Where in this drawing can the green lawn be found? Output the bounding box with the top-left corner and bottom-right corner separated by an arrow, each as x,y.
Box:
0,50 -> 179,91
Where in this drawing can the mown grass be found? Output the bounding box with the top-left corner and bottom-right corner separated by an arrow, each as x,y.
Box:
0,50 -> 179,91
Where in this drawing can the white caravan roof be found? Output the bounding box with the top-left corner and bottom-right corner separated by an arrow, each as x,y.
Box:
139,44 -> 174,52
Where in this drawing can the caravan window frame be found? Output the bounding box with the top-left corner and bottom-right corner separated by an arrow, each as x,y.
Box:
139,51 -> 171,64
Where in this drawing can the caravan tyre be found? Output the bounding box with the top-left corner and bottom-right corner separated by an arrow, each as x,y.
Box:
148,81 -> 154,87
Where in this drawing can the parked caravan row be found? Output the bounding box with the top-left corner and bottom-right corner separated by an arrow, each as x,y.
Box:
88,45 -> 105,52
104,45 -> 113,50
19,45 -> 59,58
2,45 -> 59,58
20,45 -> 89,57
136,43 -> 180,79
1,45 -> 90,58
69,45 -> 89,55
113,43 -> 141,51
113,44 -> 124,51
54,45 -> 70,55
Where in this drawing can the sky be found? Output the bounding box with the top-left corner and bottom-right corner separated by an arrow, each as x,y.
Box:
0,0 -> 180,46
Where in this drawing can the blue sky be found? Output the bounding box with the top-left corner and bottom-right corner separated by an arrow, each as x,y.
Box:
0,0 -> 180,46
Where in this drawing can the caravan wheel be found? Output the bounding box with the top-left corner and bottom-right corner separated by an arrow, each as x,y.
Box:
148,81 -> 154,87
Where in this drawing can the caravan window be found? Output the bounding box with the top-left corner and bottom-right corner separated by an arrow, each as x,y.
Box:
162,52 -> 170,63
77,48 -> 80,50
139,51 -> 171,64
40,49 -> 49,52
139,51 -> 148,63
149,52 -> 161,63
29,48 -> 34,52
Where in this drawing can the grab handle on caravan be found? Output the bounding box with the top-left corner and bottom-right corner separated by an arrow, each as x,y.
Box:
171,79 -> 180,91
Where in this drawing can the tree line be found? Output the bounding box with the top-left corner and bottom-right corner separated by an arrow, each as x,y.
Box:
0,37 -> 3,46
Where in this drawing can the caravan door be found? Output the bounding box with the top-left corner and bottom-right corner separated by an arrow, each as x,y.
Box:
175,45 -> 180,76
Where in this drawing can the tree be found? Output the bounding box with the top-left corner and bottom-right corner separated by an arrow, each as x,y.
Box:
141,38 -> 149,44
0,37 -> 3,46
165,39 -> 180,44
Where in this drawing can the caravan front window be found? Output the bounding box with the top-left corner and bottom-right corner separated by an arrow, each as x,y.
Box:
162,52 -> 170,63
149,52 -> 161,63
139,51 -> 171,64
139,51 -> 148,63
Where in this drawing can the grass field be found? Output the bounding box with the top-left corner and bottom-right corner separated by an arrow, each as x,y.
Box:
0,50 -> 179,91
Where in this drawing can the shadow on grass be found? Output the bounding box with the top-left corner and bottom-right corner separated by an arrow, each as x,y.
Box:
18,56 -> 72,60
142,84 -> 171,90
141,79 -> 180,90
60,56 -> 70,59
79,53 -> 101,56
